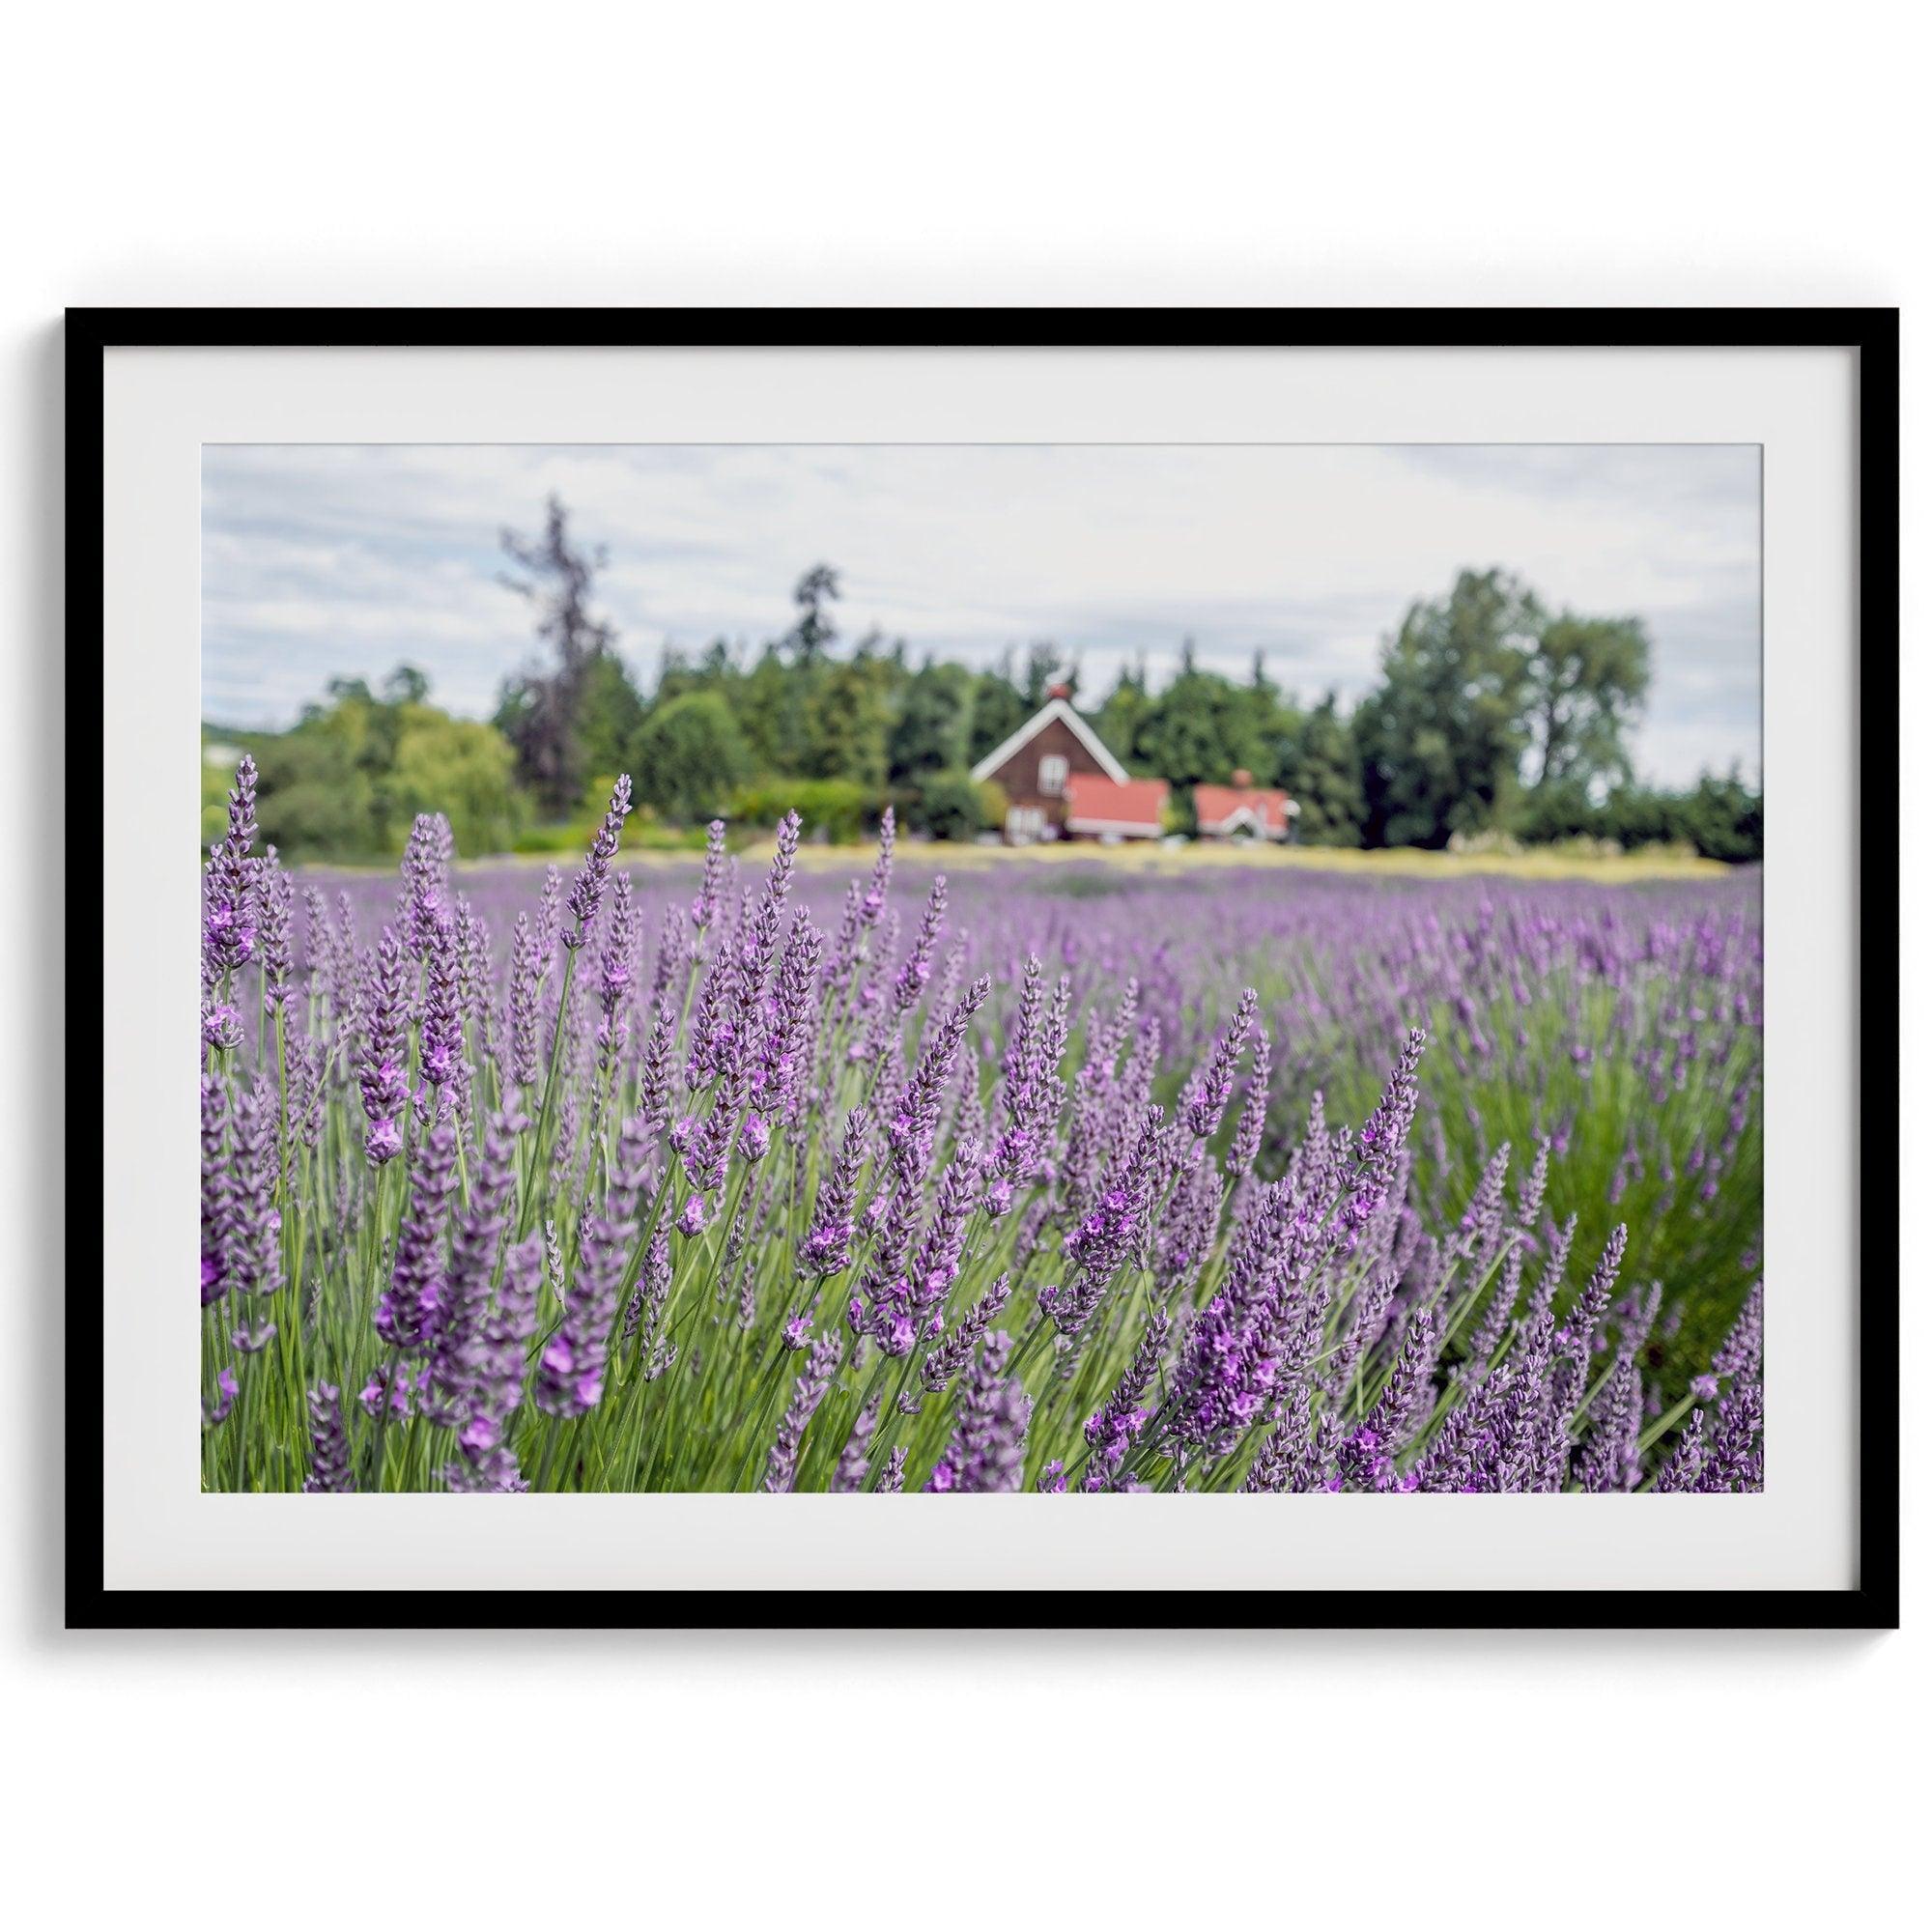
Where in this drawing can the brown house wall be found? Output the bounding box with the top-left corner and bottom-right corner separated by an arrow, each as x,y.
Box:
982,716 -> 1110,829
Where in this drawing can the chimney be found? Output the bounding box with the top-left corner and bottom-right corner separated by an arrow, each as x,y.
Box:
1047,682 -> 1071,701
1232,768 -> 1252,787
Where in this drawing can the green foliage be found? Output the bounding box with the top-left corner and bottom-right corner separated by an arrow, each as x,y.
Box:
1524,612 -> 1651,793
736,643 -> 806,776
1673,773 -> 1763,863
1273,691 -> 1364,845
1093,658 -> 1152,764
1515,770 -> 1762,863
1130,640 -> 1265,787
903,768 -> 991,840
888,661 -> 973,781
734,777 -> 872,843
629,692 -> 753,827
1355,568 -> 1538,848
967,652 -> 1031,767
244,682 -> 529,862
577,650 -> 648,780
388,710 -> 526,856
253,729 -> 384,860
803,649 -> 894,787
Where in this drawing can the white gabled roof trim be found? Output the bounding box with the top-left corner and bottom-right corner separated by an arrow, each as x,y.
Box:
970,698 -> 1130,787
1207,805 -> 1269,837
1201,797 -> 1303,835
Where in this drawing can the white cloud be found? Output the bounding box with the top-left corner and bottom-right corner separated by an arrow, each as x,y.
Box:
202,441 -> 1759,784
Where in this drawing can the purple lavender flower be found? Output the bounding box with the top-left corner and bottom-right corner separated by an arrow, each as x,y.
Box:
690,819 -> 729,942
1184,987 -> 1258,1140
801,1108 -> 868,1276
302,1384 -> 355,1492
443,1233 -> 543,1491
1653,1406 -> 1707,1493
200,1075 -> 235,1305
399,813 -> 452,961
417,913 -> 464,1095
506,911 -> 547,1091
888,977 -> 992,1187
564,776 -> 633,946
1055,1106 -> 1162,1332
1347,1027 -> 1427,1228
761,1330 -> 840,1492
258,853 -> 293,1013
1712,1278 -> 1764,1381
423,1112 -> 519,1424
357,925 -> 410,1165
752,911 -> 824,1127
1230,1023 -> 1272,1176
831,1394 -> 882,1493
926,1331 -> 1032,1493
920,1271 -> 1012,1393
624,1227 -> 672,1344
894,874 -> 948,1014
202,755 -> 260,980
224,1079 -> 283,1307
377,1120 -> 457,1351
203,1365 -> 241,1428
1083,1307 -> 1171,1485
1558,1223 -> 1630,1375
1576,1353 -> 1642,1492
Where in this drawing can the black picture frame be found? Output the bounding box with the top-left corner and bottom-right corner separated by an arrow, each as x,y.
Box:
67,305 -> 1900,1632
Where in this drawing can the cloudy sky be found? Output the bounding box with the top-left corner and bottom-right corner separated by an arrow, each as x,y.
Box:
202,442 -> 1760,786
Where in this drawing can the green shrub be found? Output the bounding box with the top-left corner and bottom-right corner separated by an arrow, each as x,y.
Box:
628,693 -> 753,827
906,769 -> 992,841
732,777 -> 873,843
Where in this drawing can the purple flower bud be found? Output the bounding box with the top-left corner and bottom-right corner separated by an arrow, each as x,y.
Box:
564,776 -> 633,946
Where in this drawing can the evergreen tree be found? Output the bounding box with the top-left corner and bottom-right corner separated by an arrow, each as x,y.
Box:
889,659 -> 972,781
737,642 -> 802,775
805,651 -> 892,788
1021,640 -> 1069,707
1276,692 -> 1365,845
787,564 -> 841,667
1094,658 -> 1152,769
967,651 -> 1030,766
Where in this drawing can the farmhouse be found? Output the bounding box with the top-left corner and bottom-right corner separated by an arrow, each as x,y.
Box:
970,687 -> 1170,842
1194,771 -> 1299,842
971,692 -> 1299,846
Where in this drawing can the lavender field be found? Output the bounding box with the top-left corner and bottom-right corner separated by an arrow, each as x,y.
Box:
201,760 -> 1764,1494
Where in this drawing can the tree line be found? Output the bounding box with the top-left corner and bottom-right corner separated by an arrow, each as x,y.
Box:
209,495 -> 1762,863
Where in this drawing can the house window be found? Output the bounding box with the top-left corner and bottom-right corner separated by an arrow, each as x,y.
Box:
1037,753 -> 1068,796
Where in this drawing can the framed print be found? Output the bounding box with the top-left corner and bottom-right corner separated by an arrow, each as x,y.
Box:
70,307 -> 1898,1629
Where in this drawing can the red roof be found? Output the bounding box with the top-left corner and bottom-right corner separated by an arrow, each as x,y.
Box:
1195,783 -> 1292,836
1065,773 -> 1169,830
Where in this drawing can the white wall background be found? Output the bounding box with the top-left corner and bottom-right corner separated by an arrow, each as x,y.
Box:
1,5 -> 1916,1924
